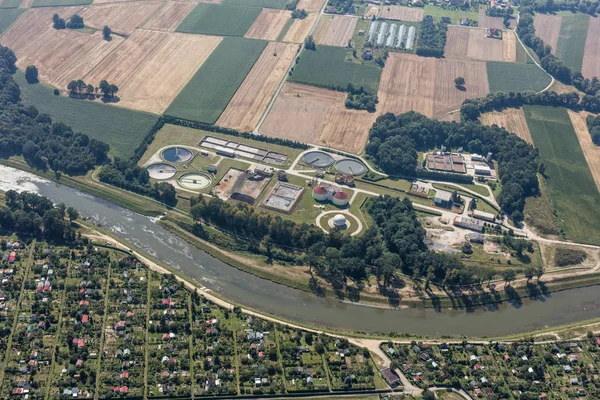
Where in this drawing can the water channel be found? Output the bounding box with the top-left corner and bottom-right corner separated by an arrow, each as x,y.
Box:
2,165 -> 600,337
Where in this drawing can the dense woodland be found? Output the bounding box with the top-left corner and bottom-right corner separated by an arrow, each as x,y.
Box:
366,112 -> 540,220
326,0 -> 355,14
416,17 -> 447,58
0,46 -> 109,175
586,114 -> 600,145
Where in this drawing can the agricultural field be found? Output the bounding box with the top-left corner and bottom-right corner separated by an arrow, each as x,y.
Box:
480,108 -> 533,144
244,8 -> 291,40
13,71 -> 158,159
422,4 -> 478,24
444,26 -> 505,62
380,5 -> 424,22
282,12 -> 317,43
261,83 -> 375,154
0,8 -> 23,35
582,15 -> 600,79
78,1 -> 164,35
217,42 -> 297,132
84,30 -> 223,114
289,45 -> 382,93
0,0 -> 23,8
554,12 -> 589,72
313,15 -> 357,47
297,0 -> 324,13
477,7 -> 503,30
143,1 -> 197,32
176,3 -> 262,37
567,110 -> 600,191
377,52 -> 489,118
524,105 -> 600,245
32,0 -> 91,6
533,13 -> 561,52
486,61 -> 552,93
222,0 -> 286,8
166,37 -> 267,124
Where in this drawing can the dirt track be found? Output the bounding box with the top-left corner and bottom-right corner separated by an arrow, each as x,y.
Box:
380,5 -> 423,21
567,110 -> 600,192
143,1 -> 197,31
480,108 -> 533,144
79,1 -> 165,35
582,15 -> 600,79
314,15 -> 357,47
534,13 -> 562,53
283,12 -> 317,43
217,42 -> 297,132
244,8 -> 291,41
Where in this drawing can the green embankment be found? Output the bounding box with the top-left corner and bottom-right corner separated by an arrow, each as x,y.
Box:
523,105 -> 600,245
554,12 -> 589,72
486,61 -> 551,92
176,3 -> 262,37
165,37 -> 267,124
0,8 -> 24,34
290,45 -> 382,93
13,71 -> 158,159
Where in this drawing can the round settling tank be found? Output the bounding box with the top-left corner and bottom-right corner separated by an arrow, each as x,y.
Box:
147,163 -> 177,180
162,147 -> 193,163
302,151 -> 334,168
178,172 -> 212,190
334,159 -> 366,176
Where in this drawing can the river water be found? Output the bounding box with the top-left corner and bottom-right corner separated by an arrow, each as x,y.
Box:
2,165 -> 600,337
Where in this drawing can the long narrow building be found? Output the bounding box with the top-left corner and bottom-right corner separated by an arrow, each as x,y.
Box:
396,24 -> 406,49
405,25 -> 416,50
376,21 -> 388,46
386,24 -> 398,47
367,20 -> 378,44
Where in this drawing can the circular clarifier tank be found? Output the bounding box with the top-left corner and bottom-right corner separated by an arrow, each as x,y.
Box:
334,158 -> 366,175
161,146 -> 193,163
147,163 -> 177,180
178,172 -> 212,190
302,151 -> 334,168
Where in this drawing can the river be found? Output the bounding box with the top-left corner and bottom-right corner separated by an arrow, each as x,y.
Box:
2,165 -> 600,337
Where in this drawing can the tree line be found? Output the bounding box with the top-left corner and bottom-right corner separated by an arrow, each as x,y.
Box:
416,17 -> 447,58
366,111 -> 540,221
52,13 -> 83,30
586,113 -> 600,145
0,45 -> 109,175
67,79 -> 119,100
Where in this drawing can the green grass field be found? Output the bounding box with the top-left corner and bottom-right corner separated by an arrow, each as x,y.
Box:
32,0 -> 91,6
0,0 -> 22,8
554,12 -> 589,72
165,37 -> 267,124
14,71 -> 158,159
290,45 -> 382,93
486,62 -> 552,93
524,105 -> 600,245
176,3 -> 262,37
0,8 -> 23,34
222,0 -> 286,8
423,4 -> 479,24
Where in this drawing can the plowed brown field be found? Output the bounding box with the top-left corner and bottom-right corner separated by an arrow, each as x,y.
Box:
568,110 -> 600,191
297,0 -> 324,13
582,15 -> 600,79
283,12 -> 317,43
480,108 -> 533,144
244,8 -> 291,41
261,83 -> 374,154
380,5 -> 423,21
314,15 -> 357,47
144,1 -> 196,31
534,13 -> 561,53
79,1 -> 165,35
378,52 -> 489,117
478,8 -> 503,30
84,30 -> 222,114
444,26 -> 503,61
217,42 -> 297,132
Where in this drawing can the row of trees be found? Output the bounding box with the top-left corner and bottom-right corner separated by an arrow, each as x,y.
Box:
0,45 -> 110,175
416,17 -> 448,58
586,113 -> 600,145
67,79 -> 119,99
291,9 -> 308,19
52,13 -> 83,30
366,111 -> 540,221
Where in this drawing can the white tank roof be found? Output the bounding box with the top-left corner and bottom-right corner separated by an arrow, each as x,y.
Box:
332,214 -> 347,226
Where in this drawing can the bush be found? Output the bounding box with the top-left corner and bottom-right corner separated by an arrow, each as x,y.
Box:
554,248 -> 587,267
25,65 -> 38,84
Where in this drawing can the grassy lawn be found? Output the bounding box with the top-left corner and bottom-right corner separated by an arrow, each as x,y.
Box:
290,45 -> 382,93
222,0 -> 286,8
423,4 -> 479,23
13,71 -> 158,159
176,3 -> 262,36
516,38 -> 534,64
486,61 -> 552,93
462,239 -> 543,270
0,8 -> 23,34
524,175 -> 560,236
432,182 -> 491,197
555,11 -> 589,72
0,0 -> 22,8
32,0 -> 91,6
165,37 -> 266,124
524,105 -> 600,245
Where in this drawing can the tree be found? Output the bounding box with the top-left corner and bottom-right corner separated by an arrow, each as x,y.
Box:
524,266 -> 535,283
455,76 -> 465,88
66,14 -> 84,29
305,35 -> 316,50
535,266 -> 544,281
52,14 -> 65,29
502,269 -> 516,286
25,65 -> 38,84
99,80 -> 110,96
67,207 -> 79,222
102,25 -> 112,40
109,84 -> 119,99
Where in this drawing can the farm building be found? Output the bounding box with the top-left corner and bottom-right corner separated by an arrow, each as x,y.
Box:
453,216 -> 485,232
377,22 -> 388,46
426,152 -> 466,173
367,21 -> 379,44
386,24 -> 398,47
473,209 -> 496,222
396,25 -> 407,49
433,190 -> 453,208
405,26 -> 416,50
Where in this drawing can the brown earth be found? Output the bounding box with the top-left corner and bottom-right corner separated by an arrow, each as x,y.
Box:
582,15 -> 600,79
567,110 -> 600,192
283,12 -> 317,43
502,30 -> 517,62
261,83 -> 374,154
380,5 -> 423,22
217,42 -> 297,132
297,0 -> 324,13
79,1 -> 165,35
314,15 -> 357,47
245,8 -> 291,41
477,8 -> 503,30
0,7 -> 124,89
444,26 -> 504,62
364,5 -> 378,19
143,1 -> 197,31
378,52 -> 489,117
533,13 -> 562,53
84,30 -> 222,114
480,108 -> 533,144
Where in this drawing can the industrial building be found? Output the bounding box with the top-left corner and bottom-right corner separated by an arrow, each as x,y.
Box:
405,26 -> 416,50
426,152 -> 466,173
396,25 -> 406,49
453,216 -> 485,232
312,185 -> 349,207
473,209 -> 496,222
474,165 -> 492,176
433,190 -> 453,208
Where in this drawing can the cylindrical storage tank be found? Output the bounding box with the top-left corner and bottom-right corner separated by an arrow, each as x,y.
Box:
332,214 -> 347,227
312,186 -> 328,201
332,191 -> 349,206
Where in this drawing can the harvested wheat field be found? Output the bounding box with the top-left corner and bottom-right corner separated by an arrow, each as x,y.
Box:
480,108 -> 533,144
297,0 -> 324,13
582,16 -> 600,79
144,1 -> 196,31
283,12 -> 317,43
20,0 -> 34,7
478,8 -> 503,30
502,30 -> 517,62
567,110 -> 600,191
84,30 -> 222,114
261,83 -> 374,154
0,7 -> 125,88
444,26 -> 503,61
364,5 -> 378,19
534,13 -> 562,53
380,5 -> 423,21
314,15 -> 357,47
79,1 -> 164,35
378,52 -> 489,117
244,9 -> 291,41
217,42 -> 296,132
